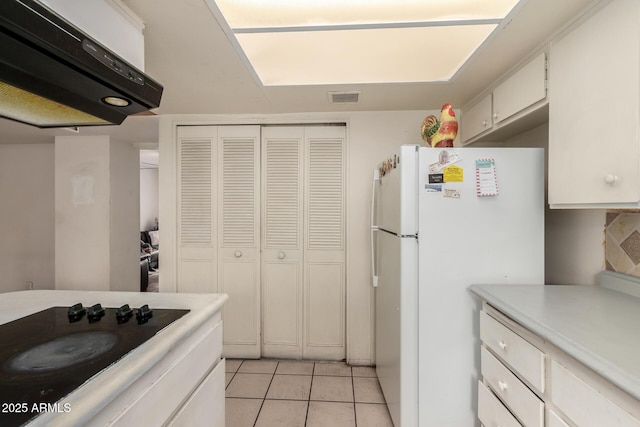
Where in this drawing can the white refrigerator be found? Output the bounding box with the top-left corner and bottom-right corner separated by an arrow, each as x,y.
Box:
371,146 -> 544,427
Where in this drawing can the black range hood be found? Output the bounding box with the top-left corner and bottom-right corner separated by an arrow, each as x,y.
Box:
0,0 -> 163,128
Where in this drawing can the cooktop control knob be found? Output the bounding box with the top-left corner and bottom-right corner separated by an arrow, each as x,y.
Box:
116,304 -> 134,323
87,303 -> 106,322
68,303 -> 86,322
136,304 -> 153,324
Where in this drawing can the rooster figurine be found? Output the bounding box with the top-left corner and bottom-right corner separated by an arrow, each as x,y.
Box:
421,103 -> 458,147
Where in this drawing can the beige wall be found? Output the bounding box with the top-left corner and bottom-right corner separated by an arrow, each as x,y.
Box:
0,143 -> 54,292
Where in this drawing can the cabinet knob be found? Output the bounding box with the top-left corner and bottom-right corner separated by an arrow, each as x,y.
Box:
278,251 -> 286,260
482,120 -> 488,127
498,340 -> 507,350
604,174 -> 618,185
493,112 -> 499,120
498,380 -> 508,391
234,250 -> 243,258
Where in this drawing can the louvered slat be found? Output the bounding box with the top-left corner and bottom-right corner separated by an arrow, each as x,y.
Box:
179,139 -> 212,246
265,140 -> 299,248
308,139 -> 344,249
222,138 -> 255,247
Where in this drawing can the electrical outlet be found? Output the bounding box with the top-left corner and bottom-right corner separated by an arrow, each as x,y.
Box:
26,281 -> 33,290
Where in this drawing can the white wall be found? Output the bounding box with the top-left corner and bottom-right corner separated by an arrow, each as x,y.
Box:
140,167 -> 159,231
110,141 -> 140,292
55,136 -> 140,292
55,136 -> 112,290
496,123 -> 605,285
0,144 -> 54,292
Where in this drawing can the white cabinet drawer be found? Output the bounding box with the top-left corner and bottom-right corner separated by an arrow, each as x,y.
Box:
167,359 -> 225,426
550,360 -> 640,427
547,409 -> 570,427
480,311 -> 544,392
478,381 -> 521,427
481,346 -> 543,427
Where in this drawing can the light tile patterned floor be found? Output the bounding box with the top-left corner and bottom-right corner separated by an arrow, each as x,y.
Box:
225,359 -> 394,427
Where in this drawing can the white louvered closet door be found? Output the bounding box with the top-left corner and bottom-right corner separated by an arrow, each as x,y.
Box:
261,127 -> 305,358
303,126 -> 346,360
217,126 -> 261,358
177,126 -> 217,293
261,126 -> 346,360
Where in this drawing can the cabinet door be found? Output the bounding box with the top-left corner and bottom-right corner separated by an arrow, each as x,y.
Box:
493,53 -> 547,124
177,126 -> 217,293
303,126 -> 346,360
217,126 -> 261,358
549,0 -> 640,205
461,94 -> 492,144
261,127 -> 304,358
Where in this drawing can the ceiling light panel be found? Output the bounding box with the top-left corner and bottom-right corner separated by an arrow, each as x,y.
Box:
215,0 -> 521,28
209,0 -> 524,85
236,25 -> 497,85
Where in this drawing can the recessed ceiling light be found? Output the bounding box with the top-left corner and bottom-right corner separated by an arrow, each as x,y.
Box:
207,0 -> 524,86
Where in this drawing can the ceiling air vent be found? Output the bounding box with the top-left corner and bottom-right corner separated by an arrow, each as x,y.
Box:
329,91 -> 361,104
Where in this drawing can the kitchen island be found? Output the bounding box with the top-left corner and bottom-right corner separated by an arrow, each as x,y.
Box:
0,290 -> 228,426
471,284 -> 640,426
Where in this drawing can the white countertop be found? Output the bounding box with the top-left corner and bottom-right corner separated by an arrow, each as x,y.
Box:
469,284 -> 640,401
0,290 -> 228,425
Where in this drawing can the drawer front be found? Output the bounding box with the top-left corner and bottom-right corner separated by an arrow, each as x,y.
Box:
478,381 -> 522,427
168,359 -> 225,426
548,409 -> 570,427
481,347 -> 543,427
480,311 -> 544,392
550,360 -> 640,427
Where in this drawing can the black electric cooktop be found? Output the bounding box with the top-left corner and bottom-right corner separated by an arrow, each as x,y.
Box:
0,304 -> 189,426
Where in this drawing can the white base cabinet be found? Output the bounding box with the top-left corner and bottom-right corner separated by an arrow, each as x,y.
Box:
87,314 -> 225,426
477,305 -> 640,427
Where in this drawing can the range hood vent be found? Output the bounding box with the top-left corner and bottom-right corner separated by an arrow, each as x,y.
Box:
0,0 -> 163,128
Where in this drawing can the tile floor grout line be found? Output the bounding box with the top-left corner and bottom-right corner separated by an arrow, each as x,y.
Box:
252,360 -> 278,427
303,362 -> 316,426
351,369 -> 357,427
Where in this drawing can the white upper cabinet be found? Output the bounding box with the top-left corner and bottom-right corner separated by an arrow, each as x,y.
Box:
462,52 -> 548,145
493,53 -> 547,125
548,0 -> 640,208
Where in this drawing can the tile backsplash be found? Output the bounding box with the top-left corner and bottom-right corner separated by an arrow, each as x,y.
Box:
605,211 -> 640,277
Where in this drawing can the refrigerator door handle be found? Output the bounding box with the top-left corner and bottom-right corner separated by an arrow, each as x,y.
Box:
371,169 -> 380,287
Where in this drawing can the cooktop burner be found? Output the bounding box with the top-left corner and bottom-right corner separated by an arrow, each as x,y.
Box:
0,304 -> 189,426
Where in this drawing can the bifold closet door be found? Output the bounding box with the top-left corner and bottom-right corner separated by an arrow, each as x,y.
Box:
176,126 -> 217,293
261,127 -> 304,358
261,125 -> 346,360
303,126 -> 346,360
217,126 -> 261,358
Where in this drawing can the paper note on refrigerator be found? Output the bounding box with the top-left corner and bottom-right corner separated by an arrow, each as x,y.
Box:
475,159 -> 498,196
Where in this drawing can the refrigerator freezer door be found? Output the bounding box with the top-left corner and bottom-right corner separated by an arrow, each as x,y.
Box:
416,147 -> 544,426
375,229 -> 418,427
375,145 -> 418,236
